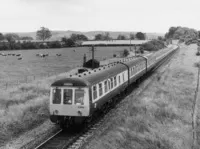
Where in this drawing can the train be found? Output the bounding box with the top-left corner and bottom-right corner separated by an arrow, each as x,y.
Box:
49,44 -> 178,128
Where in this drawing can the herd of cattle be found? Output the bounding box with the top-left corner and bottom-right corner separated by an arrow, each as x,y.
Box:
0,53 -> 22,60
36,53 -> 62,57
0,52 -> 62,60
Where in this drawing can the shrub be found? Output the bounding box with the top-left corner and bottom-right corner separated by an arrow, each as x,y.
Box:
140,40 -> 165,51
0,42 -> 10,50
196,51 -> 200,56
48,41 -> 62,48
140,49 -> 144,54
21,42 -> 39,49
39,43 -> 48,49
123,49 -> 129,57
13,42 -> 22,50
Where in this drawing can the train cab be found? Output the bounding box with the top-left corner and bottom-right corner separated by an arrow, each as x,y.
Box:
49,78 -> 90,124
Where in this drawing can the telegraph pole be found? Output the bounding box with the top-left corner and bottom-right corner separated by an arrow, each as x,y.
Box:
130,33 -> 132,51
91,45 -> 95,69
135,45 -> 137,56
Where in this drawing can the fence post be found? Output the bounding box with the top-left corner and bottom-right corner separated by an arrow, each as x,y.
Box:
192,64 -> 200,149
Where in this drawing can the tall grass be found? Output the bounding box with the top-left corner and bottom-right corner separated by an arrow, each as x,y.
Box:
0,71 -> 71,146
85,65 -> 196,149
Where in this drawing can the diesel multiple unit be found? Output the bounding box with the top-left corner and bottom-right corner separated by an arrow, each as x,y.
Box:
49,45 -> 178,127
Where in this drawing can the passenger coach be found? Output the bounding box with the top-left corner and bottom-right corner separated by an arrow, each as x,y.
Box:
49,45 -> 178,127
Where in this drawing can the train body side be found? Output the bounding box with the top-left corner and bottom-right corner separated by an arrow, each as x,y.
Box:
49,44 -> 178,125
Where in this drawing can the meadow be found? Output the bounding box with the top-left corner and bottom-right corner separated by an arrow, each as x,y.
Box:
0,46 -> 133,89
0,46 -> 131,146
83,44 -> 200,149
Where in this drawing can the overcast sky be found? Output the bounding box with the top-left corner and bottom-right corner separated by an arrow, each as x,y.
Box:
0,0 -> 199,33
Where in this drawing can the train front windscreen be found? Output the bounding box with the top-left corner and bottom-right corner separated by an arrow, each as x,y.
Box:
52,88 -> 84,105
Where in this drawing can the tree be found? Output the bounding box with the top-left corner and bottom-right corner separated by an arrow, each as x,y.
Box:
0,33 -> 4,41
198,31 -> 200,39
70,34 -> 88,41
94,34 -> 104,40
4,33 -> 20,42
158,36 -> 164,41
117,34 -> 127,40
4,33 -> 20,49
123,49 -> 129,57
104,32 -> 112,40
140,40 -> 165,51
61,37 -> 75,47
165,26 -> 198,40
136,32 -> 145,40
130,33 -> 135,40
36,27 -> 52,41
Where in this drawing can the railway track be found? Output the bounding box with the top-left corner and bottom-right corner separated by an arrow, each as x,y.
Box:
33,46 -> 179,149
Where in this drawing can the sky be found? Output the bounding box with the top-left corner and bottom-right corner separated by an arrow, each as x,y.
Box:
0,0 -> 200,33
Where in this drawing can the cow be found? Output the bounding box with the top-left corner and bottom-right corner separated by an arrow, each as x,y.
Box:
56,54 -> 61,56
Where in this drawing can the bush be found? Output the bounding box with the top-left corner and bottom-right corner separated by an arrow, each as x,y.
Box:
140,40 -> 165,51
21,42 -> 40,49
39,43 -> 48,49
123,49 -> 129,57
113,54 -> 117,57
196,51 -> 200,56
48,41 -> 62,48
13,42 -> 22,50
0,42 -> 10,50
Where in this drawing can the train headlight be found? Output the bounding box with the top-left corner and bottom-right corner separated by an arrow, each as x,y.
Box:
77,110 -> 82,116
53,110 -> 59,115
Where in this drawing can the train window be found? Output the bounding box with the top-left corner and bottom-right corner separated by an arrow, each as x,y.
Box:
75,89 -> 84,105
122,73 -> 125,82
104,81 -> 108,93
63,89 -> 73,105
114,76 -> 117,87
52,88 -> 61,104
92,85 -> 97,100
132,68 -> 134,76
111,78 -> 114,89
118,76 -> 121,84
99,83 -> 103,96
108,80 -> 111,90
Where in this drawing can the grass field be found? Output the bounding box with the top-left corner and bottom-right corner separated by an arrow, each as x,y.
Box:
0,46 -> 134,89
83,44 -> 200,149
0,46 -> 134,146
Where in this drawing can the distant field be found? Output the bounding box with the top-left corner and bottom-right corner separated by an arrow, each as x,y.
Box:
0,46 -> 135,146
0,46 -> 133,89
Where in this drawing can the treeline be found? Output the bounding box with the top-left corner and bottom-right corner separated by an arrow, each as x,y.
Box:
94,32 -> 146,40
0,32 -> 89,50
165,26 -> 199,42
0,40 -> 72,50
0,26 -> 148,51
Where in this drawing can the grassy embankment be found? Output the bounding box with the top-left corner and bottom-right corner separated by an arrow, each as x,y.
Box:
83,44 -> 199,149
0,46 -> 129,146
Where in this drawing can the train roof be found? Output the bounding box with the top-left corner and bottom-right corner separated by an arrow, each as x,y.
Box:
81,63 -> 127,85
51,56 -> 146,87
51,78 -> 89,87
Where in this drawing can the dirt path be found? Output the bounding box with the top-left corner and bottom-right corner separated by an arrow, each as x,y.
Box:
82,44 -> 199,149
